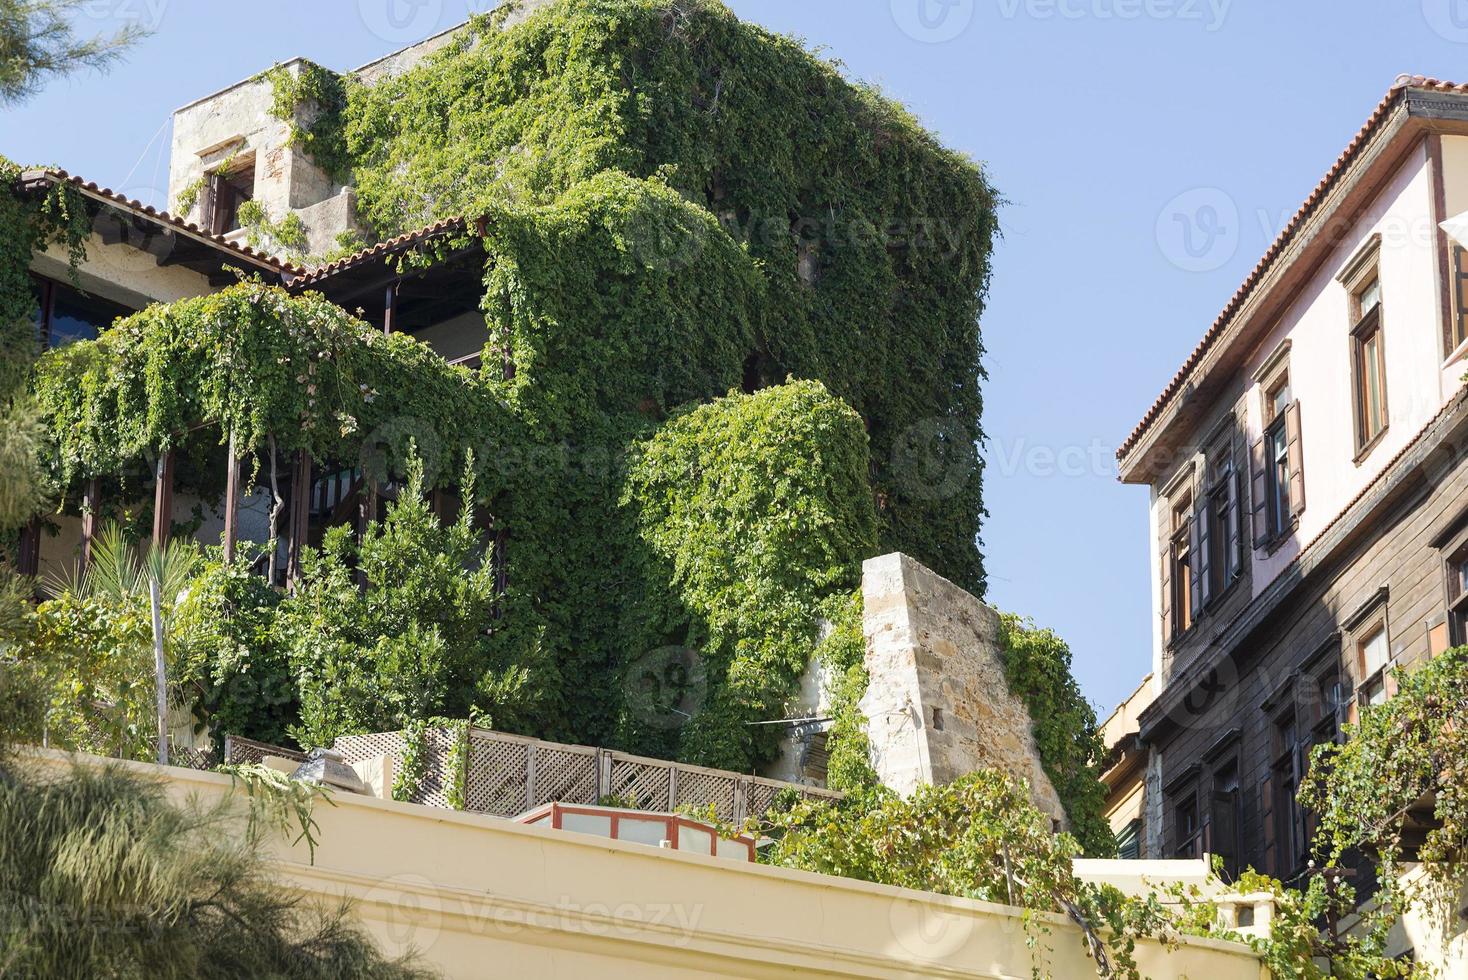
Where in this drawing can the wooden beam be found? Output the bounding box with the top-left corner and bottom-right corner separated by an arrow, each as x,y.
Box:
222,431 -> 242,564
152,449 -> 176,548
16,519 -> 41,578
383,282 -> 398,335
80,478 -> 101,573
286,450 -> 312,586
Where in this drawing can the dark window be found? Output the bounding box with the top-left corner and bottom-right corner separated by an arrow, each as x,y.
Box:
1205,445 -> 1241,601
1173,793 -> 1202,859
205,165 -> 255,236
1272,714 -> 1307,877
1253,369 -> 1303,548
29,275 -> 132,350
1210,763 -> 1242,880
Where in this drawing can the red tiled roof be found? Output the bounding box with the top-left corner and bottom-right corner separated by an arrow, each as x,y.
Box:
294,216 -> 471,286
20,168 -> 304,275
1117,76 -> 1468,463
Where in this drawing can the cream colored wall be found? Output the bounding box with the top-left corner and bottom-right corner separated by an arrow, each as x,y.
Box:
29,751 -> 1267,980
32,231 -> 219,308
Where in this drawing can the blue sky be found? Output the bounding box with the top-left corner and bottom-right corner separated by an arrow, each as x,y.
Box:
4,0 -> 1464,717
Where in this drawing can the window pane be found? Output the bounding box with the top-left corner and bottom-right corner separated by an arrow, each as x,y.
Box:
1358,278 -> 1380,316
47,283 -> 131,348
617,816 -> 670,847
561,812 -> 613,837
1361,627 -> 1388,676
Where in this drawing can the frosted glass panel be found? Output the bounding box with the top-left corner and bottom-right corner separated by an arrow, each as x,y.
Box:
562,813 -> 613,837
716,837 -> 749,861
679,826 -> 712,855
618,817 -> 669,847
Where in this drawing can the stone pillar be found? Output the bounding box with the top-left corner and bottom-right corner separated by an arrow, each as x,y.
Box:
858,553 -> 1067,826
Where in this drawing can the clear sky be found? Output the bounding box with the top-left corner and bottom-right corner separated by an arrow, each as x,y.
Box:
3,0 -> 1463,718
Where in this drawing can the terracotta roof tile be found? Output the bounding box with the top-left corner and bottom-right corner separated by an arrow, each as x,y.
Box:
294,216 -> 472,286
20,168 -> 305,275
1118,76 -> 1468,463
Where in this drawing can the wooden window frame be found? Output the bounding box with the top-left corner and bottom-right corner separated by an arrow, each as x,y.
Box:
1341,243 -> 1389,459
1445,536 -> 1468,647
1208,760 -> 1242,881
1270,710 -> 1308,880
1451,244 -> 1468,363
1172,789 -> 1203,860
1203,433 -> 1242,605
204,155 -> 256,237
1254,364 -> 1300,550
1170,489 -> 1196,639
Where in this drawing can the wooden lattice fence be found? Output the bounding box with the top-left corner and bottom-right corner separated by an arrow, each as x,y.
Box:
332,726 -> 841,820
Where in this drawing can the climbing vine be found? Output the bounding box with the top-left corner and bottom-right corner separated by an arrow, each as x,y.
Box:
260,61 -> 352,184
997,614 -> 1112,856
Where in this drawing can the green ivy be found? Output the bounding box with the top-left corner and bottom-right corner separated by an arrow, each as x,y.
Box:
997,614 -> 1112,856
259,61 -> 353,184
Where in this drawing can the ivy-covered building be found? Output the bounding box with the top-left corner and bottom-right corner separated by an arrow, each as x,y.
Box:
6,0 -> 1015,797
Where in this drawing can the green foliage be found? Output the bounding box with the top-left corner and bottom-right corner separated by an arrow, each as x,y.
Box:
997,613 -> 1111,856
238,199 -> 311,259
342,0 -> 995,596
280,455 -> 538,749
0,0 -> 149,104
175,547 -> 295,749
765,771 -> 1171,979
623,380 -> 877,770
1302,646 -> 1468,959
0,397 -> 51,533
261,60 -> 353,183
218,761 -> 334,864
0,759 -> 434,978
813,590 -> 879,792
33,280 -> 511,489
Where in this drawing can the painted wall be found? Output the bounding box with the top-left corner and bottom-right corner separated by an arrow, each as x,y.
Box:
28,751 -> 1267,980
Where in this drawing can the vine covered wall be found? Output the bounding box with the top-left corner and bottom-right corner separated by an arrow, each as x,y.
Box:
3,2 -> 1107,816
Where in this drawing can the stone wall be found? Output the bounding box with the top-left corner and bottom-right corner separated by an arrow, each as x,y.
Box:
859,553 -> 1067,825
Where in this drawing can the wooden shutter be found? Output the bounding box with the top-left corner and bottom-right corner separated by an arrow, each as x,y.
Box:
1250,437 -> 1269,549
1258,772 -> 1276,877
1160,523 -> 1173,647
1212,789 -> 1239,878
1227,466 -> 1243,580
1196,492 -> 1212,607
204,173 -> 227,235
1286,401 -> 1306,518
1188,511 -> 1203,620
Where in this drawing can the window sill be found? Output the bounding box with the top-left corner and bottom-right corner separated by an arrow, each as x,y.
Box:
1353,426 -> 1389,466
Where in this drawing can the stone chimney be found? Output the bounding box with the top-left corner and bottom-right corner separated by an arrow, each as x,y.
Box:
859,553 -> 1068,827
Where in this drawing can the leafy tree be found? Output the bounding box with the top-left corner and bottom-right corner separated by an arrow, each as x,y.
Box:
0,0 -> 148,104
0,758 -> 435,978
279,455 -> 542,748
174,547 -> 295,750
